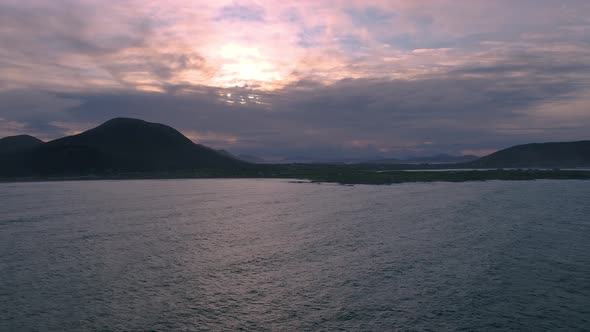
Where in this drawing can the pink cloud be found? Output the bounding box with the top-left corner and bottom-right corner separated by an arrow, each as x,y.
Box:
2,0 -> 588,93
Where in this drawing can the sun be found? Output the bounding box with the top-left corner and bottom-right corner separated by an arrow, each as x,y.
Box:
212,43 -> 284,89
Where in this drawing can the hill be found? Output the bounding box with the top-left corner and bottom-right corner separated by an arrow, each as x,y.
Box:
0,118 -> 247,176
468,140 -> 590,168
0,135 -> 43,154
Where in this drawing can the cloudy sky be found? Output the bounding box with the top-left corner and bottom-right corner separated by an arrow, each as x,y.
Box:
1,0 -> 589,160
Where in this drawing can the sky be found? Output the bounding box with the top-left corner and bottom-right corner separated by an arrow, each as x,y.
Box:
1,0 -> 589,161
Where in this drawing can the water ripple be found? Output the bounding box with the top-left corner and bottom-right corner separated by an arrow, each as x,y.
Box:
1,179 -> 589,331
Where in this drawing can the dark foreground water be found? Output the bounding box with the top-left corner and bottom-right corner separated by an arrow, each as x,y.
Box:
1,179 -> 589,331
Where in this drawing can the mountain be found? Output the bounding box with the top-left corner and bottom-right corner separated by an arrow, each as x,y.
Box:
0,118 -> 248,176
237,154 -> 266,164
468,140 -> 590,168
0,135 -> 43,154
216,149 -> 236,159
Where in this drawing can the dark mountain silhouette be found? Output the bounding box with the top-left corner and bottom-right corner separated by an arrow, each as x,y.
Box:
0,118 -> 247,176
468,140 -> 590,168
0,135 -> 43,154
216,149 -> 242,160
1,118 -> 588,178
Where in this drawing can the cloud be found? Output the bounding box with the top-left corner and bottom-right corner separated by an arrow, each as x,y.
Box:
10,56 -> 587,159
217,3 -> 266,22
0,0 -> 589,159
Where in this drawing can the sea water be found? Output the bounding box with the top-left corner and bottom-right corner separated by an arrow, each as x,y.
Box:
1,179 -> 589,331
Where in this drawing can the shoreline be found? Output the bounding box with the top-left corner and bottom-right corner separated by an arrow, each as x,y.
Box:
2,169 -> 590,185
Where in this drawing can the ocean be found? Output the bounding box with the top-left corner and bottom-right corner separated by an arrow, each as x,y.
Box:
1,179 -> 589,331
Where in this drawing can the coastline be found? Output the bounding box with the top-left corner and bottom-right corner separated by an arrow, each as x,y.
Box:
2,168 -> 590,185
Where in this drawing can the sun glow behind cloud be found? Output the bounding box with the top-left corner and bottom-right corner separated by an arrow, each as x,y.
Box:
3,0 -> 497,93
212,43 -> 284,89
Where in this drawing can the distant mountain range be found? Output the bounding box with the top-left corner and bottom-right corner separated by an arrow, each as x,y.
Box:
269,144 -> 589,167
273,154 -> 478,164
1,117 -> 589,177
368,154 -> 480,165
0,118 -> 246,176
